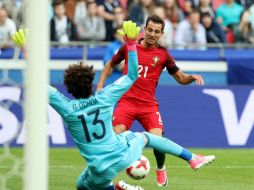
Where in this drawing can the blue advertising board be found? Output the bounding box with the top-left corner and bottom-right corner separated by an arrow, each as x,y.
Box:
0,85 -> 253,148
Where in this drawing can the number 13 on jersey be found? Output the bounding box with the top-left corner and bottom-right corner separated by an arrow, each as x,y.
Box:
77,108 -> 106,143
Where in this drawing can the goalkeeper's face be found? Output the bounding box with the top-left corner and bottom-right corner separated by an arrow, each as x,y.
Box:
64,62 -> 95,99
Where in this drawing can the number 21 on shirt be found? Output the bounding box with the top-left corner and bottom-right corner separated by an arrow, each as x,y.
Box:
138,65 -> 148,78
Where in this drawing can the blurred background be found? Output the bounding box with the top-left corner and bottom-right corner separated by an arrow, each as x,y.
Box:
0,0 -> 254,189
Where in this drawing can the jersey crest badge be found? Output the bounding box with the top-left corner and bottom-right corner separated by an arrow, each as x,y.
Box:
151,56 -> 160,67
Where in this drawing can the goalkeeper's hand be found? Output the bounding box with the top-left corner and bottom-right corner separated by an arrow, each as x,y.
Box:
12,28 -> 27,47
117,20 -> 140,42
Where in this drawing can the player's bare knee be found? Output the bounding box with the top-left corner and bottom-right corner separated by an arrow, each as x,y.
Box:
148,128 -> 163,136
113,125 -> 126,134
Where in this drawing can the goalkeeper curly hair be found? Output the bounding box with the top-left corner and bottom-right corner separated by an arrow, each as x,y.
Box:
64,62 -> 95,99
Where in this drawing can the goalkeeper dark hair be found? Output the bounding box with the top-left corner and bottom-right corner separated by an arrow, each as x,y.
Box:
64,62 -> 95,99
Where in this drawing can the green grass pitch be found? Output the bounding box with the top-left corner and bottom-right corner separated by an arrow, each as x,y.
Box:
1,148 -> 254,190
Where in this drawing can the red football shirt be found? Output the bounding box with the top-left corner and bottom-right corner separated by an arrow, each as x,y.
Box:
111,39 -> 179,104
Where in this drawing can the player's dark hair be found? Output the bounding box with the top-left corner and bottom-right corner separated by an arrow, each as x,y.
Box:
64,62 -> 95,99
145,15 -> 165,32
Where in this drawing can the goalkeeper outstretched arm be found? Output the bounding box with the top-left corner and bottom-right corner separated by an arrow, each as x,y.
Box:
12,28 -> 28,59
12,28 -> 71,117
118,20 -> 140,81
96,20 -> 140,91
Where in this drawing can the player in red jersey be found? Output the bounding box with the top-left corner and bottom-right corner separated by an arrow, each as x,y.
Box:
96,15 -> 204,187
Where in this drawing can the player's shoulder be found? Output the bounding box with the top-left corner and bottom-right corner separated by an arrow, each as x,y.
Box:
158,44 -> 175,59
150,45 -> 172,61
157,44 -> 169,53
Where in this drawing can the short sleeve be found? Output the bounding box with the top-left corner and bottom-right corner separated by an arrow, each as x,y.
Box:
165,51 -> 179,75
111,44 -> 127,67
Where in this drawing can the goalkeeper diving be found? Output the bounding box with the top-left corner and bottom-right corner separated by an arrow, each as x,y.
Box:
12,21 -> 215,190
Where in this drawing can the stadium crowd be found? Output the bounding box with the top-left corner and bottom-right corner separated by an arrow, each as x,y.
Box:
1,0 -> 254,49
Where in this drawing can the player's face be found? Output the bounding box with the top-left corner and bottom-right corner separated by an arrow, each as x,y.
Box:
144,21 -> 163,46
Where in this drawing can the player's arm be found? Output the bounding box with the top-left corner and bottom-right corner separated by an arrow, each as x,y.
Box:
96,44 -> 126,91
12,28 -> 28,59
172,69 -> 204,85
48,86 -> 70,118
111,21 -> 140,83
96,59 -> 115,91
165,53 -> 204,86
98,44 -> 138,103
12,29 -> 70,117
97,21 -> 140,103
126,42 -> 138,81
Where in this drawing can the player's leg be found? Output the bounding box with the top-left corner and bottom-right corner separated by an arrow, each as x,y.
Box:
76,132 -> 146,190
138,108 -> 168,187
113,131 -> 147,190
76,168 -> 115,190
141,132 -> 215,170
112,100 -> 136,134
149,128 -> 168,187
76,168 -> 142,190
76,168 -> 92,190
114,124 -> 127,134
149,128 -> 165,169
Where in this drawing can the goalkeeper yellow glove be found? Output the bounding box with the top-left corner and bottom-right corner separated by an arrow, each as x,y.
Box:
12,28 -> 27,47
117,20 -> 141,41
